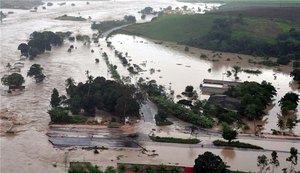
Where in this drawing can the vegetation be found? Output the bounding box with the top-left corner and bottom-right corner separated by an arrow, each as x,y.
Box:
18,31 -> 64,59
290,68 -> 300,84
279,92 -> 299,114
256,148 -> 298,173
27,64 -> 45,83
48,107 -> 88,124
222,123 -> 237,143
69,162 -> 117,173
242,69 -> 262,75
154,109 -> 173,126
55,15 -> 86,21
102,52 -> 121,81
213,140 -> 263,149
121,13 -> 300,61
138,80 -> 215,128
225,81 -> 276,120
194,151 -> 228,173
149,135 -> 200,144
1,73 -> 25,87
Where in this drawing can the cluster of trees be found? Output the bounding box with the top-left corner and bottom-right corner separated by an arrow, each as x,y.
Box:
139,80 -> 215,128
257,148 -> 298,173
279,92 -> 299,114
1,64 -> 46,89
193,148 -> 298,173
184,17 -> 300,62
48,74 -> 143,123
63,74 -> 142,118
225,81 -> 277,120
18,31 -> 64,59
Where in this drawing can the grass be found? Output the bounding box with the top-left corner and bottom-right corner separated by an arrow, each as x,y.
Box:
213,140 -> 263,149
55,15 -> 86,21
120,14 -> 299,44
119,14 -> 217,42
149,135 -> 200,144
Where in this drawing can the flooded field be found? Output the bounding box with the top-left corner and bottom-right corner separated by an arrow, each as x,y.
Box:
0,0 -> 299,173
108,34 -> 300,134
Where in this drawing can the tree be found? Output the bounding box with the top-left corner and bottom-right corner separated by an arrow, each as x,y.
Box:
277,117 -> 285,132
257,154 -> 270,173
286,147 -> 298,173
1,73 -> 25,87
27,64 -> 45,83
65,77 -> 76,95
51,88 -> 61,108
269,151 -> 279,173
279,92 -> 299,114
290,68 -> 300,81
222,123 -> 237,143
232,66 -> 241,77
18,43 -> 29,56
194,151 -> 228,173
104,166 -> 117,173
48,107 -> 71,124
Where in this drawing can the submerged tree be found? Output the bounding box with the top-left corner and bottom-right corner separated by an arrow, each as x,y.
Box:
1,73 -> 25,87
51,88 -> 61,108
269,151 -> 280,173
194,152 -> 228,173
257,154 -> 270,173
286,147 -> 298,173
27,64 -> 45,83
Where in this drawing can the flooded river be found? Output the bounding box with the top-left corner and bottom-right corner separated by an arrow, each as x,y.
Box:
0,0 -> 299,173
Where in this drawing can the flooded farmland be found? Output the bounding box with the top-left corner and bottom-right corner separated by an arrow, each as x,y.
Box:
0,0 -> 299,173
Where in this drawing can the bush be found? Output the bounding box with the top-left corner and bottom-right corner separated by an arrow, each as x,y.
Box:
149,136 -> 200,144
213,140 -> 263,149
277,57 -> 290,65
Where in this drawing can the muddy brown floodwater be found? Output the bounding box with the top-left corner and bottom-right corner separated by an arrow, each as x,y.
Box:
0,1 -> 299,173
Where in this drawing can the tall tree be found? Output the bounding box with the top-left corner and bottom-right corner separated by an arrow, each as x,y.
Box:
50,88 -> 61,108
232,66 -> 241,77
222,123 -> 237,143
286,147 -> 298,173
194,152 -> 228,173
269,151 -> 280,173
257,154 -> 270,173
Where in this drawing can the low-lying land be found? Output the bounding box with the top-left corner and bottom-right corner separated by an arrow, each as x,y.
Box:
55,15 -> 87,21
213,140 -> 263,149
119,8 -> 300,63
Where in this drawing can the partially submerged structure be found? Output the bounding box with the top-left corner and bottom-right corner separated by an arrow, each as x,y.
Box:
201,79 -> 242,95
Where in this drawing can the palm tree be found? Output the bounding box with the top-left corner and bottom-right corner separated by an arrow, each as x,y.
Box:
231,66 -> 241,78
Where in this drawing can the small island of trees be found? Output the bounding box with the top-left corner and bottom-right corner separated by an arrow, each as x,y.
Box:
18,31 -> 64,59
48,74 -> 143,124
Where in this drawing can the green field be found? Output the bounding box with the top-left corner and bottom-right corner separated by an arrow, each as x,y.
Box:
120,14 -> 299,43
119,14 -> 216,42
178,0 -> 300,9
